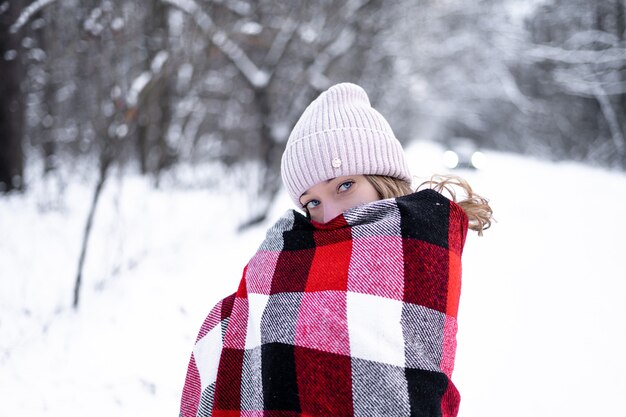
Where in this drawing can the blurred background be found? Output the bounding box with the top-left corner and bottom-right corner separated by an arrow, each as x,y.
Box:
1,0 -> 626,416
2,0 -> 625,216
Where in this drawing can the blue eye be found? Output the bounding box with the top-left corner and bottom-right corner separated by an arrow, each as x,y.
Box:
304,199 -> 320,210
338,181 -> 354,192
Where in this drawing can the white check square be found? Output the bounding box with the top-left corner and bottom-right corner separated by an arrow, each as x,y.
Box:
245,293 -> 270,349
347,292 -> 405,367
193,324 -> 223,390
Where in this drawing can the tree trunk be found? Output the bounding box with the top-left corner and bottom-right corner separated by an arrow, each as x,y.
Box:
257,88 -> 282,215
39,6 -> 57,174
136,0 -> 173,179
237,87 -> 282,230
616,0 -> 626,167
0,1 -> 25,192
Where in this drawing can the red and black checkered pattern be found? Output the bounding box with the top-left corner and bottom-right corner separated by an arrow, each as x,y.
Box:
180,189 -> 468,417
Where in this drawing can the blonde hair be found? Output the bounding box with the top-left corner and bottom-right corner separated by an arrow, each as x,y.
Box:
365,175 -> 413,199
365,174 -> 493,236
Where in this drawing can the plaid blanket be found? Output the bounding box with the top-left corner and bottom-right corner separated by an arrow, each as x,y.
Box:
180,189 -> 468,417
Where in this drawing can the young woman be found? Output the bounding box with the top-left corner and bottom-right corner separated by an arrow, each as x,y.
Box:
180,83 -> 492,417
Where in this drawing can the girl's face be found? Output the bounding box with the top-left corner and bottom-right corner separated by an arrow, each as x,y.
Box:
299,175 -> 380,224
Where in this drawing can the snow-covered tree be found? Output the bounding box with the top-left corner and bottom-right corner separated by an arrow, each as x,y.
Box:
7,0 -> 395,221
522,0 -> 626,167
164,0 -> 393,223
385,0 -> 532,147
385,0 -> 626,169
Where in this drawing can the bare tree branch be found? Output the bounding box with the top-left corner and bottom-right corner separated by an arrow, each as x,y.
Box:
10,0 -> 58,34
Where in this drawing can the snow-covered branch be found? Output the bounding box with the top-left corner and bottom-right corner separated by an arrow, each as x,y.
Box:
262,17 -> 297,74
554,69 -> 626,97
305,0 -> 374,90
340,0 -> 372,18
127,51 -> 170,107
10,0 -> 58,34
127,73 -> 152,108
526,44 -> 626,65
220,0 -> 252,17
563,30 -> 621,49
159,0 -> 267,89
211,30 -> 269,89
307,28 -> 356,90
160,0 -> 211,31
282,0 -> 375,129
493,61 -> 533,113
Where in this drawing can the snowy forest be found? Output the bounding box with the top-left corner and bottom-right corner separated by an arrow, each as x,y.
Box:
1,1 -> 626,416
2,0 -> 625,201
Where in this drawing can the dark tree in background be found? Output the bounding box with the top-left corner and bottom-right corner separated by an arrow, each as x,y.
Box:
135,0 -> 174,179
0,0 -> 25,193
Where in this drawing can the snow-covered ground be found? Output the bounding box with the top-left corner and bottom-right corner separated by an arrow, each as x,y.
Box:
1,142 -> 625,417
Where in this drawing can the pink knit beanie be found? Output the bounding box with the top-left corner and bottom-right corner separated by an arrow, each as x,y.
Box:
281,83 -> 412,206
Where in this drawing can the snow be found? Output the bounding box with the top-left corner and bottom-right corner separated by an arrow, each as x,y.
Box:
151,51 -> 169,74
127,72 -> 152,107
110,17 -> 124,32
160,0 -> 212,32
9,0 -> 58,35
1,143 -> 626,416
239,21 -> 263,36
3,49 -> 17,61
506,0 -> 547,24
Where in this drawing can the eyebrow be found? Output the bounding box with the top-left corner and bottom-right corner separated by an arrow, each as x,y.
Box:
300,178 -> 336,199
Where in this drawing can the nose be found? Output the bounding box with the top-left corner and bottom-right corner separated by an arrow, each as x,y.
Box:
323,201 -> 343,223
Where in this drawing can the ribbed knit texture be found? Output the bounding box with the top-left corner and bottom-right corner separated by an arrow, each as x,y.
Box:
281,83 -> 412,206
